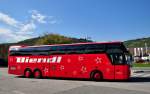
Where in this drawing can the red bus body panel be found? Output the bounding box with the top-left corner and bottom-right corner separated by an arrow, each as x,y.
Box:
8,53 -> 130,80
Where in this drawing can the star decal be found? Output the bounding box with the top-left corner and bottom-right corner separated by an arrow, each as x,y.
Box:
81,66 -> 87,73
60,65 -> 65,70
73,70 -> 77,75
44,68 -> 49,73
78,56 -> 84,61
95,57 -> 102,64
67,58 -> 71,63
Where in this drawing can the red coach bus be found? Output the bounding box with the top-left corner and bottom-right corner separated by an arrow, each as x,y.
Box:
8,42 -> 132,80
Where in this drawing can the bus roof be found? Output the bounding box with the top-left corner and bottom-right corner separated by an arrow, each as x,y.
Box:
10,41 -> 123,48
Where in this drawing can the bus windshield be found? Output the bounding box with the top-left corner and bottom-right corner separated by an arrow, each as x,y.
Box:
108,53 -> 132,65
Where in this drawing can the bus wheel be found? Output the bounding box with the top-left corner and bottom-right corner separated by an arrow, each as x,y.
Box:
90,71 -> 103,81
34,70 -> 42,79
24,69 -> 32,78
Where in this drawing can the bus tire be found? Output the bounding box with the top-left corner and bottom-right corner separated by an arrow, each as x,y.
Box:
24,69 -> 32,78
33,69 -> 42,79
90,71 -> 103,81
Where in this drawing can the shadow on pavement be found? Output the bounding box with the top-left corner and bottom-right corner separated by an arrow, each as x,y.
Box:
0,59 -> 8,67
128,77 -> 150,83
16,76 -> 150,83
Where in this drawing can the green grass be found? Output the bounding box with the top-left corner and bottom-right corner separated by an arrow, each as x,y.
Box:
133,63 -> 150,67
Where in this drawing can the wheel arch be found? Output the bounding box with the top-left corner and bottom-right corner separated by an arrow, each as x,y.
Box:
33,68 -> 41,72
24,68 -> 32,74
33,68 -> 43,78
24,68 -> 33,78
90,69 -> 103,80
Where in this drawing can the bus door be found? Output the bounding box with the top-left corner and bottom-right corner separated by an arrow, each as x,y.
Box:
114,65 -> 125,79
109,53 -> 127,79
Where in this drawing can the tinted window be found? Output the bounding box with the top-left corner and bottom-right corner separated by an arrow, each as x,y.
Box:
108,53 -> 127,65
9,51 -> 49,56
106,44 -> 121,49
9,46 -> 50,56
9,52 -> 22,56
106,43 -> 127,51
17,46 -> 52,52
57,45 -> 71,51
50,46 -> 58,51
106,43 -> 127,53
86,44 -> 105,51
19,47 -> 35,52
10,43 -> 127,56
36,46 -> 51,51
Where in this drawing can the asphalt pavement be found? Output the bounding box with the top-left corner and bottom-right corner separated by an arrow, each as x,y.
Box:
0,68 -> 150,94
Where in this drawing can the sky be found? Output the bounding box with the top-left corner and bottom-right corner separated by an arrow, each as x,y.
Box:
0,0 -> 150,43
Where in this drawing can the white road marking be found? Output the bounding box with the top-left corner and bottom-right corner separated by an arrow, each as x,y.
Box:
132,73 -> 150,77
142,74 -> 150,77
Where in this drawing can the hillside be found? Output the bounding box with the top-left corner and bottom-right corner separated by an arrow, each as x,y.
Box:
0,35 -> 150,66
18,34 -> 92,45
124,37 -> 150,48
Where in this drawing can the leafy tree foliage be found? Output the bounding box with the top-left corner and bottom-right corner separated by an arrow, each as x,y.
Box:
124,37 -> 150,48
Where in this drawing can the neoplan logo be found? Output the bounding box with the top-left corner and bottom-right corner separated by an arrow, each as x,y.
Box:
16,56 -> 62,63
